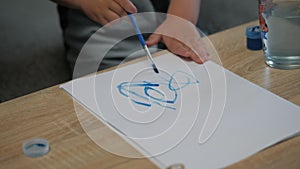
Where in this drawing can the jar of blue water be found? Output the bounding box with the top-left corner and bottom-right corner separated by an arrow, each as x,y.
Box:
259,0 -> 300,69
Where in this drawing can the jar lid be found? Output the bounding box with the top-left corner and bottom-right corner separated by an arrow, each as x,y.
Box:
245,26 -> 261,39
245,25 -> 263,50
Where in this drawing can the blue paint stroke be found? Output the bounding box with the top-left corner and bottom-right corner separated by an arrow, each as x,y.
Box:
117,71 -> 200,110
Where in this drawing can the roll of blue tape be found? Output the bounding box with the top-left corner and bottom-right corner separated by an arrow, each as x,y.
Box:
245,26 -> 263,50
22,138 -> 50,158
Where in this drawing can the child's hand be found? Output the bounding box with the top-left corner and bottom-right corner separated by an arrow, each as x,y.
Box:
146,17 -> 208,64
80,0 -> 137,25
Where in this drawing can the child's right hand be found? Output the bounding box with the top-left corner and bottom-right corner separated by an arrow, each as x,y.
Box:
79,0 -> 137,25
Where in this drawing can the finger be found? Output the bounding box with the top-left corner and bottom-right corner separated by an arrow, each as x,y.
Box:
114,0 -> 137,13
190,39 -> 209,62
87,12 -> 109,25
175,47 -> 204,64
103,10 -> 121,22
95,15 -> 109,25
168,42 -> 191,57
188,50 -> 205,64
109,1 -> 127,17
146,33 -> 162,46
168,40 -> 205,64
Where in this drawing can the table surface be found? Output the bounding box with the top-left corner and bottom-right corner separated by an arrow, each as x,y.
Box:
1,20 -> 300,169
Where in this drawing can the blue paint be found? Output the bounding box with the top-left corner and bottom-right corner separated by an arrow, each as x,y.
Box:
117,71 -> 200,110
26,143 -> 46,150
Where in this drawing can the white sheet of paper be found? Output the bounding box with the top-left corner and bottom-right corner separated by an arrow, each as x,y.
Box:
60,53 -> 300,168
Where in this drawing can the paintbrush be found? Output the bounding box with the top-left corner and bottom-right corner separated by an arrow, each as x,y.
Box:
128,13 -> 159,74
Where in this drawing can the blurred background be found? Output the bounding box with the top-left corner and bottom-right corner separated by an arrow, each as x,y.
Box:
0,0 -> 258,102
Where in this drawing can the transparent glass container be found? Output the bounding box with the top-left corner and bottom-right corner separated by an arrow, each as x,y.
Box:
259,0 -> 300,69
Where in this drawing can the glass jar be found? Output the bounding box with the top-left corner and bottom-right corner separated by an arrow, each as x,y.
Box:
258,0 -> 300,69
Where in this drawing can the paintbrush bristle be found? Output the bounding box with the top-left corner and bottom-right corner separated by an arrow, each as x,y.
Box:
152,64 -> 159,74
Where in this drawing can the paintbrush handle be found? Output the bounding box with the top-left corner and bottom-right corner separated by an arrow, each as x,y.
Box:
128,13 -> 146,46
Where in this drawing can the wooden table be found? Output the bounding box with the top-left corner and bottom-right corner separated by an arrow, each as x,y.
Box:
1,21 -> 300,169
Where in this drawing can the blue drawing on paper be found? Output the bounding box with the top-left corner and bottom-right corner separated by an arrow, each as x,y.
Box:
117,71 -> 200,110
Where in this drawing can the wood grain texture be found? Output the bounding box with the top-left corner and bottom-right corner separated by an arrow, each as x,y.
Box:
1,21 -> 299,169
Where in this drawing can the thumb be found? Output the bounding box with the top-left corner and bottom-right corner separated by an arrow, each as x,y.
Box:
146,33 -> 162,47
